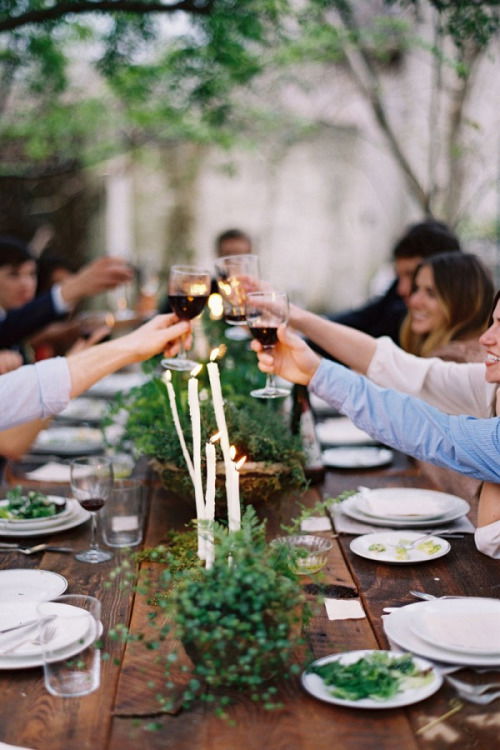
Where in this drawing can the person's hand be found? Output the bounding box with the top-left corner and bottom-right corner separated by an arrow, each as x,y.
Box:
60,257 -> 134,305
250,325 -> 321,385
0,350 -> 23,375
120,314 -> 192,362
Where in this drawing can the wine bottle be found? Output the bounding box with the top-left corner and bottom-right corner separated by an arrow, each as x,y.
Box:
290,384 -> 325,483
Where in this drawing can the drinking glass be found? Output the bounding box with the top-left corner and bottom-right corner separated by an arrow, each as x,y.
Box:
161,265 -> 211,371
101,479 -> 145,548
215,255 -> 260,339
37,594 -> 101,697
245,290 -> 290,399
70,456 -> 114,563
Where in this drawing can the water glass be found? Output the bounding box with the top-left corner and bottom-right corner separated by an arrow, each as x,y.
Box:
37,595 -> 101,698
101,479 -> 145,548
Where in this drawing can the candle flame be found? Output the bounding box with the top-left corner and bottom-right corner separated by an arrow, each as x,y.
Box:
235,456 -> 247,471
210,432 -> 221,444
229,445 -> 236,460
190,364 -> 203,378
207,293 -> 224,320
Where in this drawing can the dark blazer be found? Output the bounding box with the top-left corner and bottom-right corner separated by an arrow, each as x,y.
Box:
0,291 -> 65,349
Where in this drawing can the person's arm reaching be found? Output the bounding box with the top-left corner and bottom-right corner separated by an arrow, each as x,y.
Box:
252,326 -> 500,484
0,314 -> 189,431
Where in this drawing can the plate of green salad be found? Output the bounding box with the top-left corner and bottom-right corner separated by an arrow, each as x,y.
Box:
302,650 -> 442,709
0,487 -> 68,525
350,531 -> 450,564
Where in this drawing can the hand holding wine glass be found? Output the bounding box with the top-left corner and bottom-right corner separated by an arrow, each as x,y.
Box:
70,456 -> 114,564
245,290 -> 290,398
161,265 -> 211,371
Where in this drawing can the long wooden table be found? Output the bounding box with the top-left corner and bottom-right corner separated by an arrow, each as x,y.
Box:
1,460 -> 499,750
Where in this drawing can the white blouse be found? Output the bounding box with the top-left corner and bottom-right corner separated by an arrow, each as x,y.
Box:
367,337 -> 500,559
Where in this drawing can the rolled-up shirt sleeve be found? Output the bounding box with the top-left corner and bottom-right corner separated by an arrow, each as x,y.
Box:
310,359 -> 500,483
0,358 -> 71,430
475,522 -> 500,559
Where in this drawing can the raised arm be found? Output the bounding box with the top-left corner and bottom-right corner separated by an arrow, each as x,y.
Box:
288,304 -> 377,374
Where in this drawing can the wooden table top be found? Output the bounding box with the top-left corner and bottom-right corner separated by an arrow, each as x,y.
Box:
1,461 -> 498,750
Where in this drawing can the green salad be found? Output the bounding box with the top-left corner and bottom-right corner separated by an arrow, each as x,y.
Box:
0,486 -> 65,520
309,652 -> 433,701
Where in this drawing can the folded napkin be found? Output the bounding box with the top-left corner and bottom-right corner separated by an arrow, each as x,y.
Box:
300,516 -> 332,532
316,418 -> 377,446
25,462 -> 70,483
332,505 -> 475,535
324,598 -> 366,621
361,493 -> 443,519
0,742 -> 36,750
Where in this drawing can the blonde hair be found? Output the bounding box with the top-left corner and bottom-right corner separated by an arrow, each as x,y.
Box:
400,252 -> 494,357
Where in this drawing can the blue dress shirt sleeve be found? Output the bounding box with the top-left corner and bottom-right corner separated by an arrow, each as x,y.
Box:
310,359 -> 500,483
0,358 -> 71,430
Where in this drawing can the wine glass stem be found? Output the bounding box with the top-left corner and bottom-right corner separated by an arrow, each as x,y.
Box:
264,346 -> 276,390
178,331 -> 188,360
90,512 -> 99,551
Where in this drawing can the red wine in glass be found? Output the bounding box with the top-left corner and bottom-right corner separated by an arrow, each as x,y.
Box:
249,326 -> 278,347
246,291 -> 290,399
169,294 -> 209,320
70,456 -> 114,564
79,497 -> 106,512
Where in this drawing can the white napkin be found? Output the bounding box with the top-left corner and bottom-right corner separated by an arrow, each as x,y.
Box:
0,742 -> 36,750
332,505 -> 475,535
324,599 -> 365,620
315,418 -> 377,446
361,492 -> 442,518
300,516 -> 332,532
25,462 -> 70,483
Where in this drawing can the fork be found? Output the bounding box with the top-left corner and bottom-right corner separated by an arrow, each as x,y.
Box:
445,675 -> 500,696
0,622 -> 57,654
0,544 -> 73,555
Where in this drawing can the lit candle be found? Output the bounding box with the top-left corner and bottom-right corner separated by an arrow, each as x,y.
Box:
162,370 -> 195,483
188,364 -> 205,560
204,433 -> 218,568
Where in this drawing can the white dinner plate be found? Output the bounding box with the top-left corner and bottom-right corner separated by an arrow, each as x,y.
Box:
316,418 -> 378,446
354,488 -> 459,522
55,398 -> 109,424
0,601 -> 92,658
322,447 -> 393,470
383,602 -> 500,667
342,491 -> 470,528
350,532 -> 450,565
0,569 -> 67,603
0,499 -> 89,537
86,372 -> 148,398
301,650 -> 442,709
31,427 -> 103,456
0,496 -> 71,528
409,598 -> 500,656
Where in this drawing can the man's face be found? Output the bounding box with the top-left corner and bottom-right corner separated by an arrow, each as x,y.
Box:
394,256 -> 422,305
0,260 -> 37,310
218,238 -> 252,258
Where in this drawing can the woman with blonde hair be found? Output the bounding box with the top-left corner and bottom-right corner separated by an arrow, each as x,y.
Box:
399,252 -> 493,361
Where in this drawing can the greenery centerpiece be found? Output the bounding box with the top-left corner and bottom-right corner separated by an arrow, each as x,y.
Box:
109,321 -> 307,506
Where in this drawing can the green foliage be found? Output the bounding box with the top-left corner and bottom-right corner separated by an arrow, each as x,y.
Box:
139,507 -> 308,715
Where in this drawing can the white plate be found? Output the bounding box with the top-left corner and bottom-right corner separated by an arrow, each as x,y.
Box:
0,604 -> 102,670
350,532 -> 450,565
86,372 -> 148,397
383,602 -> 500,667
0,496 -> 71,527
409,598 -> 500,656
301,650 -> 442,709
0,601 -> 92,658
322,447 -> 393,470
0,499 -> 89,537
354,488 -> 458,522
31,427 -> 103,456
56,398 -> 109,423
342,492 -> 470,528
316,418 -> 378,446
0,569 -> 67,603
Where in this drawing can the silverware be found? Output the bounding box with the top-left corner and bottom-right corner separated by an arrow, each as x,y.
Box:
409,590 -> 463,601
0,544 -> 73,555
0,617 -> 44,635
0,621 -> 57,655
445,677 -> 500,705
445,675 -> 500,696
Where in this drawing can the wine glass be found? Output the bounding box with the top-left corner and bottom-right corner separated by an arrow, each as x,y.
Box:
215,254 -> 260,340
70,456 -> 114,563
161,265 -> 211,371
245,290 -> 290,399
